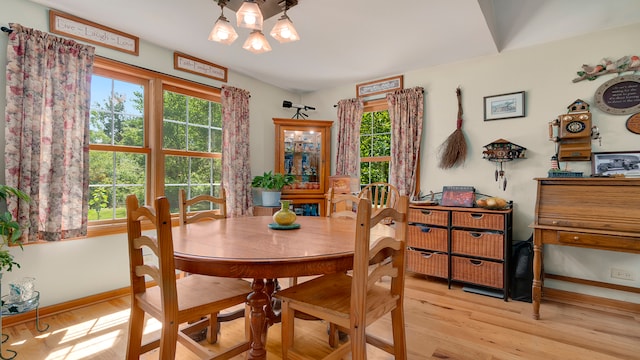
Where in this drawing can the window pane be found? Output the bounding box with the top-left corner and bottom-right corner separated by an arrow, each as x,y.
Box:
90,75 -> 144,146
360,161 -> 390,185
371,134 -> 391,157
163,90 -> 221,152
164,155 -> 222,213
88,150 -> 146,220
360,109 -> 391,185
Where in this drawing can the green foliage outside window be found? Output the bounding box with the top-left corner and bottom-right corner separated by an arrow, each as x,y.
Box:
88,75 -> 222,221
360,110 -> 391,186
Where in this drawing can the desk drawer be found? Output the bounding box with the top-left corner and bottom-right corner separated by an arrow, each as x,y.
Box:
451,211 -> 504,231
451,230 -> 503,260
408,208 -> 448,227
408,225 -> 448,252
407,250 -> 448,278
557,231 -> 640,252
451,256 -> 503,288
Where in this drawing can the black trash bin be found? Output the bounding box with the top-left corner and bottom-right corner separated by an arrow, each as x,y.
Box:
510,235 -> 533,302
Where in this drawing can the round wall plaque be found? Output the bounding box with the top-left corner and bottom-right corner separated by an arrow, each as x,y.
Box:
594,75 -> 640,115
626,113 -> 640,134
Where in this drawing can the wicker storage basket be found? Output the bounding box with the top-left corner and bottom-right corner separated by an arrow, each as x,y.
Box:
407,250 -> 448,278
451,256 -> 503,288
451,211 -> 504,231
408,224 -> 448,252
451,230 -> 503,260
408,208 -> 448,226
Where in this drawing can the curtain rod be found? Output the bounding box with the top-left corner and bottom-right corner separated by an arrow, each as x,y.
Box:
2,26 -> 13,34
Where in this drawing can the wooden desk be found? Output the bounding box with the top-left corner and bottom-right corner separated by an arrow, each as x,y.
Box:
172,216 -> 391,359
531,177 -> 640,319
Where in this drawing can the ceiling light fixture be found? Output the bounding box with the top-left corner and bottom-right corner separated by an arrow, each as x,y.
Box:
243,30 -> 272,54
210,0 -> 300,54
209,2 -> 239,44
270,5 -> 299,43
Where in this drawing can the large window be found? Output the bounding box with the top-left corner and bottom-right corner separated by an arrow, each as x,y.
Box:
88,58 -> 221,234
360,100 -> 391,185
162,87 -> 223,213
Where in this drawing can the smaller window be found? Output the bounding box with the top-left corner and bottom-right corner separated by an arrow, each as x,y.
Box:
360,107 -> 391,186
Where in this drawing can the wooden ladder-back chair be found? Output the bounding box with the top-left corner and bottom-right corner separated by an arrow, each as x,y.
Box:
177,188 -> 248,343
125,194 -> 252,359
178,188 -> 227,224
326,187 -> 359,219
275,196 -> 410,359
358,182 -> 400,214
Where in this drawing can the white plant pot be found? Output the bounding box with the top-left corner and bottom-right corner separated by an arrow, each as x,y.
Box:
261,191 -> 282,207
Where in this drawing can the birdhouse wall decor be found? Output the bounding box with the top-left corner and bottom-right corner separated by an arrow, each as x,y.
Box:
548,99 -> 601,161
482,139 -> 526,191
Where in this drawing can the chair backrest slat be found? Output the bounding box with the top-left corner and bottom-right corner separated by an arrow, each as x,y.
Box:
358,182 -> 400,213
326,187 -> 359,219
179,188 -> 227,224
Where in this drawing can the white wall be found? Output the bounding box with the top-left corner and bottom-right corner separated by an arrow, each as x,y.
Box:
2,0 -> 638,306
0,0 -> 297,306
303,23 -> 640,303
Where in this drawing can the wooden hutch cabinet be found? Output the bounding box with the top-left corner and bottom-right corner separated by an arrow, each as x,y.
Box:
273,118 -> 333,217
407,204 -> 513,300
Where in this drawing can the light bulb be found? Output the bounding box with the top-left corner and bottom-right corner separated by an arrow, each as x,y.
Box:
244,14 -> 256,25
217,31 -> 229,40
252,40 -> 262,50
280,28 -> 291,39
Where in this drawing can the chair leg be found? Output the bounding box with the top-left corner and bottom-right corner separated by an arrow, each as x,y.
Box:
126,305 -> 145,358
280,300 -> 295,359
207,312 -> 220,344
390,306 -> 407,360
328,323 -> 340,348
350,322 -> 367,360
159,318 -> 179,360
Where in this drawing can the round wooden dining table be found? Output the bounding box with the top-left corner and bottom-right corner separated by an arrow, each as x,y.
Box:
172,215 -> 390,360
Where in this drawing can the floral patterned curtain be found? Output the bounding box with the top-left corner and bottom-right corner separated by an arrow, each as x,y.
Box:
387,87 -> 424,197
4,24 -> 95,243
221,85 -> 252,217
335,98 -> 363,178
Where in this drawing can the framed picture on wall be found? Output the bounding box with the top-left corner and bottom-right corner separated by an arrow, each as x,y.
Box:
484,91 -> 526,121
592,151 -> 640,176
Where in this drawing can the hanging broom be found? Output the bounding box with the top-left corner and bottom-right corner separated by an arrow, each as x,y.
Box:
438,87 -> 468,169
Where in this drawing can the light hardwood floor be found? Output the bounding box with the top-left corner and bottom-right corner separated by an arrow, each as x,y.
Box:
2,274 -> 639,359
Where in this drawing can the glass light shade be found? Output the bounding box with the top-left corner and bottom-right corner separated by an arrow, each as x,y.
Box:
208,15 -> 238,45
236,1 -> 263,30
242,30 -> 272,54
270,14 -> 300,43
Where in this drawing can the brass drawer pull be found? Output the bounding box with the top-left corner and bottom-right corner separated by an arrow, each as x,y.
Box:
470,213 -> 484,219
470,259 -> 483,266
470,232 -> 483,238
420,210 -> 432,215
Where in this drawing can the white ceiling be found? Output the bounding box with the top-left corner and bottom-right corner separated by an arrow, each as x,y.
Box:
24,0 -> 640,93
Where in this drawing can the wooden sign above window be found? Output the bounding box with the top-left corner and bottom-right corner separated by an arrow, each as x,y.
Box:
49,10 -> 139,55
356,75 -> 403,97
173,52 -> 228,83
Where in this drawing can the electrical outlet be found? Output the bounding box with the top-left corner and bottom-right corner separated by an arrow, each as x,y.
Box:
610,268 -> 635,281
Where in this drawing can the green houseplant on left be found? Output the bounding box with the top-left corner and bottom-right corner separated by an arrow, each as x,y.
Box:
251,171 -> 296,207
0,185 -> 30,273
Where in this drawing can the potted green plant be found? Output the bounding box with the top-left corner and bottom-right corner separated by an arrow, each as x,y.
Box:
251,171 -> 296,206
0,185 -> 30,274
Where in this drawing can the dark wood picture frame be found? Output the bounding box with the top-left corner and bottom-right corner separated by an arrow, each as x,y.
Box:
591,151 -> 640,176
356,75 -> 403,97
49,10 -> 139,55
173,52 -> 228,82
484,91 -> 525,121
